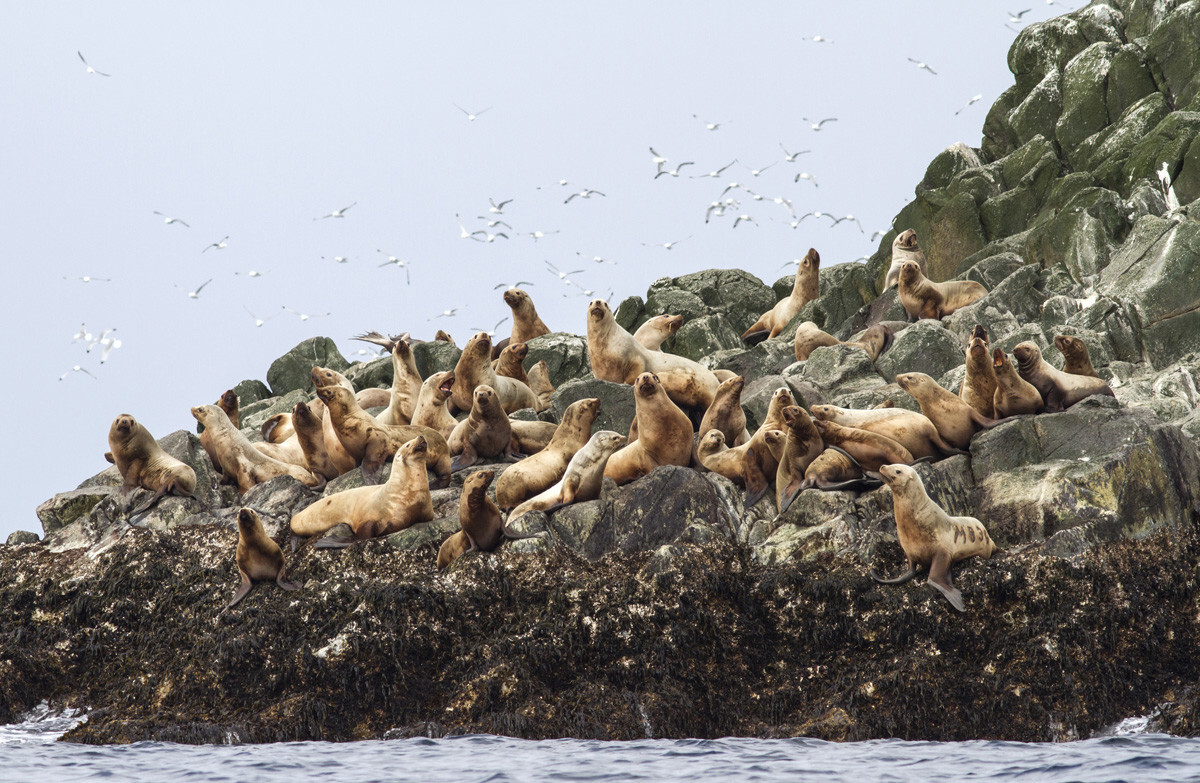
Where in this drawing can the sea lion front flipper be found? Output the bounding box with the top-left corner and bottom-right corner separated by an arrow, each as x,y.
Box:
927,551 -> 965,612
869,563 -> 917,585
126,485 -> 170,521
450,444 -> 478,473
778,480 -> 804,515
104,451 -> 116,464
741,327 -> 769,346
744,482 -> 768,508
226,572 -> 254,609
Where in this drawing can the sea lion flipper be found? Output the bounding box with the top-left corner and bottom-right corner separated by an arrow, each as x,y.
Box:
744,484 -> 768,508
869,565 -> 917,585
927,551 -> 965,612
104,451 -> 116,464
779,480 -> 804,515
276,570 -> 301,591
226,573 -> 253,610
450,449 -> 477,473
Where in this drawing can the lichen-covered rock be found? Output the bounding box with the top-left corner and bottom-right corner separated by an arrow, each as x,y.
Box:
231,379 -> 272,407
238,390 -> 310,434
412,340 -> 461,379
801,345 -> 881,397
614,295 -> 646,332
345,354 -> 392,391
266,337 -> 349,396
874,320 -> 964,383
36,487 -> 114,536
715,340 -> 797,383
550,378 -> 635,437
647,269 -> 776,334
668,314 -> 743,361
6,531 -> 40,546
524,332 -> 590,387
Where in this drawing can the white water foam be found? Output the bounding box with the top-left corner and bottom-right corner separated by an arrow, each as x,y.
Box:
0,702 -> 87,745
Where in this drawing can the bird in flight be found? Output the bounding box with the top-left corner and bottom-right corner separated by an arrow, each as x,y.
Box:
779,144 -> 810,162
732,215 -> 758,228
471,230 -> 509,243
794,172 -> 819,187
60,365 -> 97,381
77,51 -> 111,77
202,236 -> 229,253
493,280 -> 535,290
744,162 -> 776,177
642,237 -> 691,250
234,269 -> 267,277
315,202 -> 356,220
654,163 -> 694,179
649,147 -> 669,170
282,306 -> 330,321
153,211 -> 190,227
801,35 -> 833,43
564,189 -> 605,203
89,330 -> 122,362
907,57 -> 938,75
377,251 -> 412,283
955,94 -> 984,115
454,104 -> 491,121
692,160 -> 738,179
180,279 -> 213,299
488,197 -> 513,214
430,307 -> 460,320
63,275 -> 111,283
244,306 -> 274,328
576,252 -> 616,265
803,117 -> 837,131
477,217 -> 513,230
470,316 -> 510,337
831,214 -> 865,232
526,229 -> 560,241
1007,9 -> 1032,22
545,260 -> 584,283
322,255 -> 350,264
693,115 -> 728,131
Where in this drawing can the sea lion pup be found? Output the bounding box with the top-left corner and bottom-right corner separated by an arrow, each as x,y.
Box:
316,385 -> 451,484
793,322 -> 840,361
699,375 -> 750,446
493,342 -> 531,385
290,436 -> 435,547
812,419 -> 914,472
191,405 -> 325,494
844,323 -> 894,363
1054,334 -> 1100,378
960,325 -> 997,418
495,397 -> 602,510
634,314 -> 684,351
509,431 -> 627,524
809,405 -> 966,460
437,470 -> 537,570
742,248 -> 820,343
411,371 -> 458,438
526,360 -> 555,410
586,298 -> 720,410
896,372 -> 996,451
106,414 -> 197,514
216,390 -> 240,429
504,288 -> 551,345
450,332 -> 538,415
992,348 -> 1043,417
883,228 -> 927,289
775,405 -> 824,514
871,463 -> 997,612
604,373 -> 695,485
1013,341 -> 1115,413
897,260 -> 988,321
698,428 -> 786,506
226,508 -> 299,609
448,384 -> 522,470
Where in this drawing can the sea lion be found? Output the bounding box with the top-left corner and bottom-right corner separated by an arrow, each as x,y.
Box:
793,321 -> 839,361
527,360 -> 555,410
316,384 -> 452,484
775,405 -> 824,513
226,507 -> 299,609
960,324 -> 997,418
308,366 -> 379,474
216,389 -> 240,429
451,332 -> 538,415
106,414 -> 197,514
377,340 -> 423,426
896,372 -> 995,450
743,248 -> 820,343
504,288 -> 551,345
883,229 -> 927,289
437,470 -> 535,569
801,447 -> 872,491
252,430 -> 308,469
411,370 -> 458,438
811,419 -> 914,472
191,404 -> 325,493
290,400 -> 341,480
698,428 -> 786,506
992,348 -> 1043,417
435,329 -> 456,346
447,384 -> 520,471
1054,334 -> 1100,378
289,436 -> 434,545
897,261 -> 987,320
871,463 -> 997,612
634,314 -> 684,351
603,373 -> 695,485
698,375 -> 750,447
509,420 -> 558,454
756,387 -> 796,436
493,342 -> 531,386
509,431 -> 627,524
843,323 -> 894,363
1013,341 -> 1115,413
495,397 -> 602,510
586,298 -> 719,410
809,405 -> 966,460
261,412 -> 296,444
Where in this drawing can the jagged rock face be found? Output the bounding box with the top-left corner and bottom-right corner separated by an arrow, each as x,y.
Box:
266,337 -> 349,396
524,332 -> 590,387
412,340 -> 461,378
550,378 -> 635,437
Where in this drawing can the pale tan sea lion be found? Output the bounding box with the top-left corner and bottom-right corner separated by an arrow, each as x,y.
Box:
192,404 -> 325,494
884,229 -> 927,289
377,340 -> 424,426
743,247 -> 820,342
634,314 -> 684,351
603,373 -> 695,485
495,397 -> 601,510
775,405 -> 824,513
992,348 -> 1043,417
411,370 -> 458,438
1054,334 -> 1100,378
289,436 -> 434,545
106,414 -> 197,514
291,400 -> 342,480
896,372 -> 995,450
447,384 -> 519,470
801,447 -> 867,491
527,361 -> 555,410
960,324 -> 997,418
793,322 -> 840,361
493,342 -> 531,385
699,375 -> 749,446
809,405 -> 966,460
871,463 -> 997,612
435,329 -> 456,346
756,387 -> 796,436
844,323 -> 894,363
698,428 -> 786,506
226,507 -> 299,609
1013,341 -> 1114,413
811,419 -> 914,472
509,420 -> 558,454
451,332 -> 538,415
504,288 -> 551,345
898,261 -> 987,320
509,431 -> 627,524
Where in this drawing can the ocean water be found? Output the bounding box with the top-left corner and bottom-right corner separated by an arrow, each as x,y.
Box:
2,705 -> 1199,783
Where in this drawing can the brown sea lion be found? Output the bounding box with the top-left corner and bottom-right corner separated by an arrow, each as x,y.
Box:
290,400 -> 341,480
634,314 -> 684,351
756,387 -> 796,436
812,419 -> 914,472
1013,341 -> 1114,413
191,404 -> 324,493
897,261 -> 987,320
896,372 -> 995,450
809,405 -> 966,460
884,229 -> 927,289
435,329 -> 456,346
411,370 -> 458,438
376,340 -> 423,426
1054,334 -> 1100,378
527,360 -> 555,410
871,463 -> 997,612
261,412 -> 296,444
289,436 -> 434,546
699,375 -> 750,446
447,384 -> 519,471
437,470 -> 535,569
216,390 -> 240,429
504,288 -> 551,345
960,324 -> 997,418
743,248 -> 820,343
775,405 -> 824,513
801,447 -> 869,491
493,342 -> 531,385
509,420 -> 558,454
451,332 -> 538,415
495,397 -> 602,510
226,507 -> 299,609
698,427 -> 786,506
603,373 -> 695,485
509,430 -> 627,524
106,414 -> 197,514
844,323 -> 894,362
793,321 -> 840,361
992,348 -> 1043,417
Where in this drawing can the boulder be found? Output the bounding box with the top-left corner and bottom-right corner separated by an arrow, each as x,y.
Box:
550,378 -> 636,437
345,355 -> 393,391
266,337 -> 349,396
874,320 -> 964,383
667,314 -> 743,361
5,531 -> 39,546
412,340 -> 461,379
524,332 -> 590,387
646,269 -> 776,334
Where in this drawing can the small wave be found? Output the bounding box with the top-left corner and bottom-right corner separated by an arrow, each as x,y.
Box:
0,702 -> 87,745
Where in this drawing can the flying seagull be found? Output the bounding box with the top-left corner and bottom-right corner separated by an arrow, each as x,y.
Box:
803,117 -> 838,131
470,316 -> 510,337
454,104 -> 491,121
488,197 -> 513,214
907,57 -> 938,75
180,279 -> 213,299
60,365 -> 97,381
63,275 -> 111,283
77,51 -> 110,77
794,172 -> 819,187
202,236 -> 229,253
492,280 -> 535,290
564,189 -> 606,203
281,306 -> 330,321
801,35 -> 833,43
693,115 -> 728,131
642,237 -> 691,250
779,144 -> 810,162
377,251 -> 412,283
153,211 -> 190,227
315,202 -> 356,220
545,260 -> 584,283
955,94 -> 984,115
430,307 -> 460,320
654,163 -> 694,179
692,160 -> 738,179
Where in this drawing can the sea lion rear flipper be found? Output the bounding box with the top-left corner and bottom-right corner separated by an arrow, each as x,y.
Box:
741,328 -> 769,346
126,485 -> 170,521
225,573 -> 253,609
501,523 -> 540,540
276,569 -> 301,591
869,564 -> 917,585
927,551 -> 965,612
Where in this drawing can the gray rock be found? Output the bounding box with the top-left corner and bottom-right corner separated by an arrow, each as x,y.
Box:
647,269 -> 776,334
345,355 -> 393,391
525,332 -> 590,388
232,379 -> 272,407
874,320 -> 963,383
385,517 -> 461,551
412,340 -> 462,379
667,315 -> 743,361
36,487 -> 114,536
801,344 -> 881,397
240,476 -> 320,526
266,337 -> 350,396
239,390 -> 310,435
833,384 -> 919,412
6,531 -> 40,546
551,378 -> 635,437
614,296 -> 646,332
715,340 -> 797,382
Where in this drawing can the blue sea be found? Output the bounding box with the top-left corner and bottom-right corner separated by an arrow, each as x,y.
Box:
2,704 -> 1198,782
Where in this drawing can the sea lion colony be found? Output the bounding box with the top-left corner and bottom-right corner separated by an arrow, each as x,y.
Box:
105,230 -> 1114,613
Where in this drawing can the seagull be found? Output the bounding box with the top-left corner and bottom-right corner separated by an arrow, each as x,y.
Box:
801,35 -> 833,43
71,324 -> 95,345
536,179 -> 574,190
77,51 -> 111,77
488,197 -> 513,214
470,316 -> 510,337
454,104 -> 491,121
202,236 -> 229,253
180,279 -> 213,299
243,306 -> 274,328
719,182 -> 750,197
315,202 -> 356,220
772,196 -> 797,218
492,280 -> 536,290
692,160 -> 738,179
797,211 -> 838,225
1007,9 -> 1033,22
234,269 -> 268,277
955,94 -> 984,115
744,162 -> 776,177
831,214 -> 865,232
564,189 -> 606,203
63,275 -> 111,283
732,215 -> 758,228
377,251 -> 412,283
565,280 -> 611,299
794,172 -> 819,187
471,230 -> 509,243
545,260 -> 584,283
92,331 -> 122,362
649,147 -> 669,169
642,237 -> 691,250
153,211 -> 190,227
60,365 -> 97,381
430,307 -> 460,320
576,252 -> 616,265
476,217 -> 514,230
803,117 -> 838,131
705,202 -> 728,223
693,115 -> 728,131
779,144 -> 810,162
654,163 -> 695,179
456,214 -> 475,239
870,228 -> 888,242
322,255 -> 350,263
281,306 -> 330,321
526,229 -> 560,241
907,57 -> 938,75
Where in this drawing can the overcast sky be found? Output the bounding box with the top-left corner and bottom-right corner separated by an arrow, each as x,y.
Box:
2,2 -> 1071,540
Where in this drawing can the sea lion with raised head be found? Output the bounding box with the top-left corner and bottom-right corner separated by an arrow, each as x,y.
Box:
896,372 -> 995,450
493,342 -> 531,386
1054,334 -> 1100,378
451,332 -> 538,415
809,404 -> 966,460
960,325 -> 997,418
603,373 -> 695,485
897,261 -> 987,320
884,229 -> 927,289
504,288 -> 551,345
437,470 -> 536,569
290,400 -> 341,480
448,384 -> 520,471
1013,341 -> 1114,413
698,427 -> 786,506
743,248 -> 820,343
992,348 -> 1043,417
495,397 -> 601,509
376,339 -> 424,425
191,404 -> 326,493
226,508 -> 299,609
699,375 -> 750,447
775,405 -> 824,513
634,314 -> 684,351
508,430 -> 627,524
871,463 -> 997,612
106,414 -> 197,514
527,360 -> 555,410
755,387 -> 796,436
411,370 -> 458,438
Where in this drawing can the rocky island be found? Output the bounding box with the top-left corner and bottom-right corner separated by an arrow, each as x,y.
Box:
5,0 -> 1200,744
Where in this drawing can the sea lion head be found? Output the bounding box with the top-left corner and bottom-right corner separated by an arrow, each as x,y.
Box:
436,371 -> 455,397
878,462 -> 916,490
592,430 -> 628,453
506,342 -> 529,361
635,372 -> 661,397
111,413 -> 137,437
292,401 -> 317,426
895,372 -> 933,393
1054,334 -> 1087,362
812,419 -> 832,436
219,389 -> 238,409
189,405 -> 212,425
403,435 -> 428,460
311,366 -> 347,389
435,330 -> 454,344
656,314 -> 685,335
1012,342 -> 1040,370
772,387 -> 796,408
809,404 -> 834,421
800,247 -> 820,272
898,260 -> 921,284
503,288 -> 529,309
763,429 -> 787,457
589,298 -> 611,322
463,468 -> 494,497
393,339 -> 411,359
466,331 -> 492,358
967,335 -> 989,359
237,507 -> 262,534
473,384 -> 497,408
717,375 -> 745,397
316,385 -> 353,407
567,397 -> 602,423
971,324 -> 989,342
992,347 -> 1010,371
894,229 -> 919,252
782,405 -> 813,429
699,430 -> 726,455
